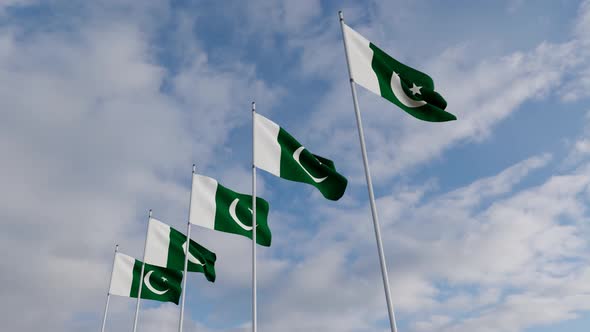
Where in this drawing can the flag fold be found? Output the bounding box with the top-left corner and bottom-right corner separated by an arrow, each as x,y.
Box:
254,112 -> 348,201
189,173 -> 272,247
109,252 -> 183,304
145,218 -> 217,282
342,23 -> 456,122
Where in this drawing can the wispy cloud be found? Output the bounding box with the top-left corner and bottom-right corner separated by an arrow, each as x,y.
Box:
0,1 -> 589,332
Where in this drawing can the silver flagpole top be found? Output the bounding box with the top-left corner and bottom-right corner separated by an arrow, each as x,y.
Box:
338,10 -> 343,20
115,244 -> 119,252
192,164 -> 196,173
252,101 -> 256,112
148,209 -> 152,218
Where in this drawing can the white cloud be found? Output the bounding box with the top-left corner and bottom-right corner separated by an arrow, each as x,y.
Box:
1,1 -> 590,332
257,152 -> 589,332
0,2 -> 281,331
563,111 -> 590,167
278,0 -> 590,185
302,37 -> 584,184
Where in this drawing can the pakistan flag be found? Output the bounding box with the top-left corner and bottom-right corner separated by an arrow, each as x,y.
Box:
189,173 -> 271,247
109,252 -> 182,304
254,113 -> 348,201
144,218 -> 216,282
342,23 -> 456,122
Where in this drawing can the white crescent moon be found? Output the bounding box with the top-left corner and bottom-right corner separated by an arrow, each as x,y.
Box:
143,270 -> 169,296
229,198 -> 253,231
390,72 -> 427,108
293,147 -> 327,183
182,241 -> 204,266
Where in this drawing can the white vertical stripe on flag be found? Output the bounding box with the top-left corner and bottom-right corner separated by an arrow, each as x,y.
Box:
342,23 -> 380,95
253,113 -> 281,176
109,253 -> 135,297
144,218 -> 170,268
189,173 -> 217,229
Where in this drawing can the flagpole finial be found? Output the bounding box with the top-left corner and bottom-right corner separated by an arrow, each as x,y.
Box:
148,209 -> 152,218
252,101 -> 256,112
338,11 -> 343,20
115,244 -> 119,252
192,164 -> 196,173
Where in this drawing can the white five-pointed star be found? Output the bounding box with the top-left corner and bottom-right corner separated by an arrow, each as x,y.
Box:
161,277 -> 167,282
409,83 -> 422,95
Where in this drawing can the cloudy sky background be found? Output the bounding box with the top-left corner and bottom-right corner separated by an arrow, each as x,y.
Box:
1,0 -> 589,331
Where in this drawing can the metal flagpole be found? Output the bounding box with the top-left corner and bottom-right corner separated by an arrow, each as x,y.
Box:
338,11 -> 399,332
132,209 -> 152,332
178,164 -> 196,332
101,244 -> 119,332
251,101 -> 258,332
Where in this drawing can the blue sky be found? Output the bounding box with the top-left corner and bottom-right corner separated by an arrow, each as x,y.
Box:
1,1 -> 589,331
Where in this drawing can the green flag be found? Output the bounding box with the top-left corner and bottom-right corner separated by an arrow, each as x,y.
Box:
254,112 -> 348,201
109,252 -> 183,304
342,23 -> 456,122
144,218 -> 216,282
189,173 -> 271,247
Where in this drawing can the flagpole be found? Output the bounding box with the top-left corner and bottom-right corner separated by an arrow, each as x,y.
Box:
251,101 -> 258,332
132,209 -> 152,332
178,165 -> 196,332
338,11 -> 399,332
101,244 -> 118,332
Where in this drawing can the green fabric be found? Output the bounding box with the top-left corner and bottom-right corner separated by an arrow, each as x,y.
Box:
277,128 -> 348,201
166,227 -> 216,282
369,43 -> 456,122
213,182 -> 271,247
130,260 -> 183,305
